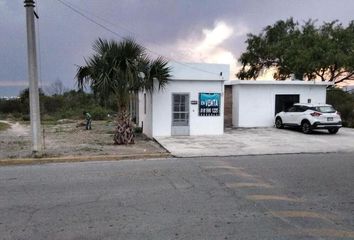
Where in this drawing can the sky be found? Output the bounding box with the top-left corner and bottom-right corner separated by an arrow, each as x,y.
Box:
1,0 -> 354,96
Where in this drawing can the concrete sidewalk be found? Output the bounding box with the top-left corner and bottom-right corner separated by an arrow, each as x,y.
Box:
155,127 -> 354,157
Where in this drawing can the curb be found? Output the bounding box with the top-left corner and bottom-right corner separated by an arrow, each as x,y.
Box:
0,152 -> 172,166
170,150 -> 354,158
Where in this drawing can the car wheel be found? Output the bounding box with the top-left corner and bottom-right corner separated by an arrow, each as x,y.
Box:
275,118 -> 284,129
301,121 -> 312,134
328,128 -> 339,134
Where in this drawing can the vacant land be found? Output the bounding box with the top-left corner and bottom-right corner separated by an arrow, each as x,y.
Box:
0,120 -> 166,159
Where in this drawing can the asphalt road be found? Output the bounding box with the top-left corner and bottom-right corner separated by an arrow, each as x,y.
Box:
1,153 -> 354,240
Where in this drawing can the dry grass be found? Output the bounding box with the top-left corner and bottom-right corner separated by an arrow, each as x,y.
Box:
0,122 -> 10,132
0,120 -> 167,159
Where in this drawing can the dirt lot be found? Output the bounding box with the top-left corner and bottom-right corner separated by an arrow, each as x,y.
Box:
0,120 -> 167,159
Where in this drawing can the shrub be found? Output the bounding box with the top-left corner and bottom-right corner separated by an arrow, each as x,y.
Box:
42,95 -> 64,114
0,99 -> 22,113
88,106 -> 109,120
0,89 -> 117,122
22,114 -> 30,121
133,126 -> 143,133
327,88 -> 354,127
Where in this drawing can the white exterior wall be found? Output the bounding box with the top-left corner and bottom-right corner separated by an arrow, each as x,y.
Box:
152,80 -> 225,137
232,86 -> 240,127
232,84 -> 327,127
138,91 -> 153,138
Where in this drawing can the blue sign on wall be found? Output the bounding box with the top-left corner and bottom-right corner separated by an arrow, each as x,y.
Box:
199,93 -> 221,116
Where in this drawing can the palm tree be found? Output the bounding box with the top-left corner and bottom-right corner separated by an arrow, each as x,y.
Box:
76,38 -> 171,144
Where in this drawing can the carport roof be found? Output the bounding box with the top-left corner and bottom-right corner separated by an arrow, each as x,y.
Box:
225,80 -> 332,86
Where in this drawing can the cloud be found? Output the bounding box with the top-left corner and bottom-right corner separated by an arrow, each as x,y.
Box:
150,21 -> 249,79
195,21 -> 234,53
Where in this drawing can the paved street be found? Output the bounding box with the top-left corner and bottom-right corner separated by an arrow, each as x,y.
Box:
156,127 -> 354,157
1,153 -> 354,239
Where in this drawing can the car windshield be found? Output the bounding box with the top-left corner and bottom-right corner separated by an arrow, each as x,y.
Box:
311,106 -> 336,113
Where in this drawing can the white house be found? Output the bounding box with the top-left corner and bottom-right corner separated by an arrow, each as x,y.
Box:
138,62 -> 229,138
136,62 -> 331,137
225,80 -> 331,128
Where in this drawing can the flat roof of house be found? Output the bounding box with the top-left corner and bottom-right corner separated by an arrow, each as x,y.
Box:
225,80 -> 332,86
168,62 -> 229,81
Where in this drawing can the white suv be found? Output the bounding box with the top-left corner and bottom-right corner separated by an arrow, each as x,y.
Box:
275,103 -> 342,134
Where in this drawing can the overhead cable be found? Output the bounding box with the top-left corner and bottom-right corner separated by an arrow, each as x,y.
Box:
54,0 -> 222,78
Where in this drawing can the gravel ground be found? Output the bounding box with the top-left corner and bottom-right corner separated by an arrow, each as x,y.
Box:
0,120 -> 167,159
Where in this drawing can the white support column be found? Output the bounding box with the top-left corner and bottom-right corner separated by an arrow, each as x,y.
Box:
24,0 -> 42,154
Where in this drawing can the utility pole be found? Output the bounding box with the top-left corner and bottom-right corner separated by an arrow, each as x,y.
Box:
24,0 -> 42,154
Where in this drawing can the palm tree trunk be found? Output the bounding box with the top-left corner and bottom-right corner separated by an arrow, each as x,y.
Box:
113,99 -> 134,145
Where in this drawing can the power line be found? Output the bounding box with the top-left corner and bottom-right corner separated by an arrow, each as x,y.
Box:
57,0 -> 141,40
54,0 -> 222,78
55,0 -> 127,40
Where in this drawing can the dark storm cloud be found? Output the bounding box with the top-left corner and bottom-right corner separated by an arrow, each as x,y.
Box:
1,0 -> 354,90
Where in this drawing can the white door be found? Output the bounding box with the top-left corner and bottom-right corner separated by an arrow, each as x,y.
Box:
171,94 -> 190,136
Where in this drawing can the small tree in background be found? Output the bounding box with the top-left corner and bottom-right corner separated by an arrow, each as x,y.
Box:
76,38 -> 171,144
45,79 -> 69,96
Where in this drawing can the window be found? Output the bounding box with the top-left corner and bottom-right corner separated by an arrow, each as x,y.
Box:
298,106 -> 308,112
288,106 -> 296,112
288,105 -> 307,112
310,106 -> 336,113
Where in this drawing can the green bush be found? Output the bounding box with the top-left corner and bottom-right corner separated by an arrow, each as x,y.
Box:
0,99 -> 22,113
42,95 -> 64,114
55,109 -> 80,120
42,114 -> 57,122
88,105 -> 109,120
0,112 -> 22,120
0,89 -> 117,122
133,126 -> 143,133
327,88 -> 354,127
22,114 -> 30,121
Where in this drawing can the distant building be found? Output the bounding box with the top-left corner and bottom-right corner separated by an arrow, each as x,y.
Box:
0,96 -> 20,100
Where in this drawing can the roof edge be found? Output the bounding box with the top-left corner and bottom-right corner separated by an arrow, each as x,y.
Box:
169,78 -> 226,82
225,80 -> 332,86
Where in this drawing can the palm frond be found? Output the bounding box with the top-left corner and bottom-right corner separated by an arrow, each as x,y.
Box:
145,57 -> 171,92
75,65 -> 92,90
75,37 -> 170,110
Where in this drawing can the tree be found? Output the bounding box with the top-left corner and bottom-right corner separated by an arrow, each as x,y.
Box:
19,88 -> 45,115
76,38 -> 171,144
237,18 -> 354,84
45,79 -> 68,96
